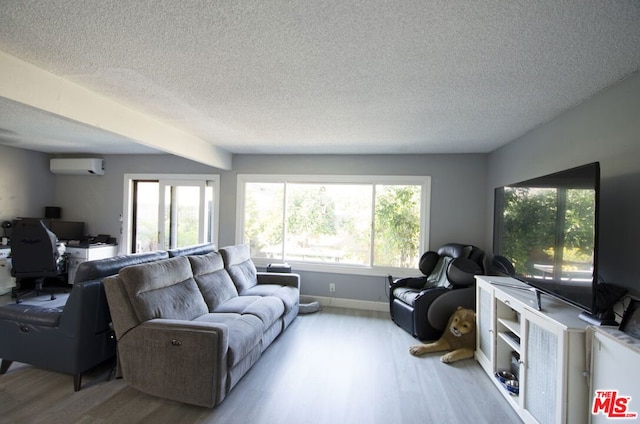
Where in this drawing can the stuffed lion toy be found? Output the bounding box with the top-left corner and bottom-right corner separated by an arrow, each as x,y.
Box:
409,306 -> 476,363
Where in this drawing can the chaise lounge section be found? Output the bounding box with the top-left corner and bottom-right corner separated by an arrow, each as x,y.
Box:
103,244 -> 300,407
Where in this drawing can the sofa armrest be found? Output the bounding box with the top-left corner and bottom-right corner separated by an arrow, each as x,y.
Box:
256,272 -> 300,289
0,303 -> 63,328
126,319 -> 229,353
118,319 -> 229,408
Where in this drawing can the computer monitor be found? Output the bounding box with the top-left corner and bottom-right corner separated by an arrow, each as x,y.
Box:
46,220 -> 85,241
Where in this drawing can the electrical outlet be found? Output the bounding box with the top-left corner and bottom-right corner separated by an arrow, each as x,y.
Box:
329,283 -> 335,293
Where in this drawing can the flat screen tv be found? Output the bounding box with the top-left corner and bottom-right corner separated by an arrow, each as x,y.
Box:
493,162 -> 613,323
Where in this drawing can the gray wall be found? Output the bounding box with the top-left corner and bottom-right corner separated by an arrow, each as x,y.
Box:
52,154 -> 214,242
0,144 -> 55,227
487,72 -> 640,294
224,154 -> 488,302
6,71 -> 638,301
222,154 -> 488,249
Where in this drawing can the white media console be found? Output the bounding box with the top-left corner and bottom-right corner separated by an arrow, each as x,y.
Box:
475,276 -> 589,424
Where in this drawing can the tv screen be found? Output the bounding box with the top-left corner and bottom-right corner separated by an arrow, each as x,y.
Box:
493,162 -> 600,315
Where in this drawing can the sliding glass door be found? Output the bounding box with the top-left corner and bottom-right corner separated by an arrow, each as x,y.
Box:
125,174 -> 219,253
132,180 -> 160,252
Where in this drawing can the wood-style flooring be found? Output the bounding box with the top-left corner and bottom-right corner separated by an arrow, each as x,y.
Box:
0,302 -> 521,424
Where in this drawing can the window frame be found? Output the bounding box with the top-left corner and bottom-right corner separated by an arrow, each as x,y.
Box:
122,173 -> 220,254
236,174 -> 431,276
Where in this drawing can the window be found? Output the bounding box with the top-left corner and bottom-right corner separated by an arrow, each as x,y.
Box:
123,174 -> 219,253
237,175 -> 430,275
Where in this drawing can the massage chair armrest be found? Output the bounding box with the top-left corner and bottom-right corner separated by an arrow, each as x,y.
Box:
389,276 -> 406,290
389,275 -> 427,291
410,287 -> 450,340
426,286 -> 476,332
446,257 -> 483,288
257,272 -> 301,289
410,285 -> 476,340
413,286 -> 449,311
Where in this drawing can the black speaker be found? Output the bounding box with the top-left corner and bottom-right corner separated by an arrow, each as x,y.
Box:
45,206 -> 62,219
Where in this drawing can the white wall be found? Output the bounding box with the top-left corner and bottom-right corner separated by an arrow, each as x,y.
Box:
487,72 -> 640,294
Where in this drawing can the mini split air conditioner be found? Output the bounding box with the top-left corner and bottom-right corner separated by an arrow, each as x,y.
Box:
50,158 -> 104,175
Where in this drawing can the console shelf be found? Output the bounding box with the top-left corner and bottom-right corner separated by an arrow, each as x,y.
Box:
475,276 -> 589,424
498,331 -> 521,352
497,317 -> 520,334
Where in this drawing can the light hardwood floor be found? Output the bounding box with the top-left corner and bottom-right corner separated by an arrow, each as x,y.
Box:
0,304 -> 521,424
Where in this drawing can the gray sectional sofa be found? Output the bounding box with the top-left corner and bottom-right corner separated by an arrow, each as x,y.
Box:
103,244 -> 300,408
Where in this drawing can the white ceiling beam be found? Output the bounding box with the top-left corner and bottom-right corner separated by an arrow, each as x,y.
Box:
0,51 -> 232,170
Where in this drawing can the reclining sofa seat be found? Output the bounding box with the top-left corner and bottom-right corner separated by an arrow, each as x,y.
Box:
219,244 -> 300,330
389,243 -> 485,341
0,250 -> 169,391
103,245 -> 300,408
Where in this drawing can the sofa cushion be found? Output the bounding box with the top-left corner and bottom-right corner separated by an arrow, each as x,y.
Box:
213,296 -> 284,329
193,313 -> 263,367
219,245 -> 258,293
188,252 -> 239,311
119,256 -> 208,322
243,284 -> 299,316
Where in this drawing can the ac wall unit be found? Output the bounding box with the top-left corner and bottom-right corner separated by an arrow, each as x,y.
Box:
50,158 -> 104,175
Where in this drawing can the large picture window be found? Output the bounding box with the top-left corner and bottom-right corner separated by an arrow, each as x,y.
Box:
237,175 -> 430,275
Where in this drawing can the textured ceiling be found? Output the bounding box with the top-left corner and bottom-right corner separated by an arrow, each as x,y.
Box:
1,0 -> 639,160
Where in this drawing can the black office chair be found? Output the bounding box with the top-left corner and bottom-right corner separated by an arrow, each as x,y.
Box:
10,219 -> 67,303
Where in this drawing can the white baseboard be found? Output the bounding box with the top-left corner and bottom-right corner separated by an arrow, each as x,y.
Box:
300,295 -> 388,312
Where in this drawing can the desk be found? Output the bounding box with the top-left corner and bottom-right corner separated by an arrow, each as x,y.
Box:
0,247 -> 15,295
0,244 -> 118,287
66,244 -> 118,284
